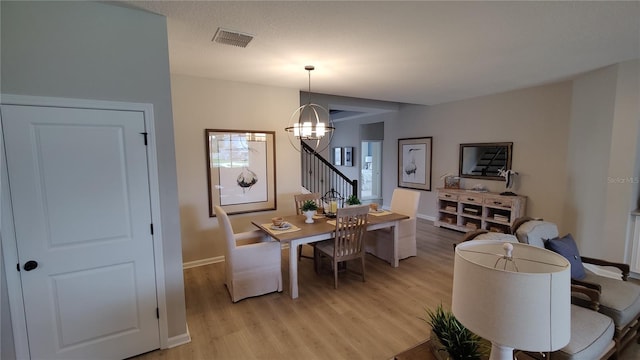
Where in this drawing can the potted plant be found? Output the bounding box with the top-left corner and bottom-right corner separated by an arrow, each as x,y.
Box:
301,200 -> 318,223
423,304 -> 488,360
345,194 -> 361,206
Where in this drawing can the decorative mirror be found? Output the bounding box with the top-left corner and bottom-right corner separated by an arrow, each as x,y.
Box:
459,142 -> 513,181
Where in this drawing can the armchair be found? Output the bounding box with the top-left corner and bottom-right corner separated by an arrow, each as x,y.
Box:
513,218 -> 640,356
215,206 -> 282,302
365,188 -> 420,263
460,230 -> 616,360
546,285 -> 616,360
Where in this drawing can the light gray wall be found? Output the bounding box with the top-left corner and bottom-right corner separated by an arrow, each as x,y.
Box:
391,61 -> 639,263
564,66 -> 617,258
361,122 -> 384,141
396,82 -> 573,223
333,115 -> 398,199
566,60 -> 640,261
1,0 -> 186,341
308,93 -> 400,202
610,60 -> 640,263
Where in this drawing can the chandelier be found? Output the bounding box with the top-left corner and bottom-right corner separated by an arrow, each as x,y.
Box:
285,65 -> 334,152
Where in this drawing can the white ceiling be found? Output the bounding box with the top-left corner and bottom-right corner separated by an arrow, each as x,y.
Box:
122,1 -> 640,106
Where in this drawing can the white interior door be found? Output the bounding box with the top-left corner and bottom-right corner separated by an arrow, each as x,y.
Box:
1,105 -> 160,359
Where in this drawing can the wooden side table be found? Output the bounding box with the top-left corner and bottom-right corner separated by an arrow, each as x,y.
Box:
393,340 -> 437,360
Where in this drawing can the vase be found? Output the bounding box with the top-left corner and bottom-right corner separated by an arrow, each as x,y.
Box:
304,210 -> 315,223
429,332 -> 450,360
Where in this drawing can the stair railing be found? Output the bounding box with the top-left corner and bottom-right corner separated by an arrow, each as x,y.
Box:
300,141 -> 358,206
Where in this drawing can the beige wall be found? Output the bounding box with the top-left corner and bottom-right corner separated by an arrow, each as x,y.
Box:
171,75 -> 301,263
395,82 -> 573,223
171,62 -> 639,266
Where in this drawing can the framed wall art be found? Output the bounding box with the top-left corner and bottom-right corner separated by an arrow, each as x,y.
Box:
343,146 -> 354,167
206,129 -> 276,216
334,147 -> 342,166
398,136 -> 432,191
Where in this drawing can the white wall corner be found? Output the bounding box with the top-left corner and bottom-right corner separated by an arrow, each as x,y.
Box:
165,324 -> 191,349
417,213 -> 435,222
182,245 -> 293,270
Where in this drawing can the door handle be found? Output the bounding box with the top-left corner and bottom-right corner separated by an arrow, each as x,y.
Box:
23,260 -> 38,271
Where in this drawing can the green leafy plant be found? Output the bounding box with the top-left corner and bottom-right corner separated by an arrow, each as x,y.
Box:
422,304 -> 486,360
345,194 -> 361,205
301,200 -> 318,212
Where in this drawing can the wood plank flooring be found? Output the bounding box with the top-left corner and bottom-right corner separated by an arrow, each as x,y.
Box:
134,219 -> 640,360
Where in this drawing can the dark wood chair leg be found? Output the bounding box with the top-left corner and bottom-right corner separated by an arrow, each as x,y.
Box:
314,250 -> 321,274
334,260 -> 338,289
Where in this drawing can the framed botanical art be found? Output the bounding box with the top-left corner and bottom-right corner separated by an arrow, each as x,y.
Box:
206,129 -> 276,216
398,136 -> 432,191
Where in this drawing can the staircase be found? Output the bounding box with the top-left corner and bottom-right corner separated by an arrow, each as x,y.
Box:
470,146 -> 508,176
300,142 -> 358,206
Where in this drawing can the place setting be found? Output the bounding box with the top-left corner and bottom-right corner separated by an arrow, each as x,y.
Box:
262,217 -> 301,235
367,203 -> 391,216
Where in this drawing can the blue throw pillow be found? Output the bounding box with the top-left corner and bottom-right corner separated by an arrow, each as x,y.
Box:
544,233 -> 586,280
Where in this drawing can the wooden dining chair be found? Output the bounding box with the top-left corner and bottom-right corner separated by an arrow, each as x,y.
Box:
314,205 -> 369,289
294,193 -> 323,260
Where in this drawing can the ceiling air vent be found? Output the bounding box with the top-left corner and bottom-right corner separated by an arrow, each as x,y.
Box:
212,28 -> 254,48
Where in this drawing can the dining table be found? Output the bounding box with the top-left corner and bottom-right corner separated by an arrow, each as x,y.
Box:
251,210 -> 409,299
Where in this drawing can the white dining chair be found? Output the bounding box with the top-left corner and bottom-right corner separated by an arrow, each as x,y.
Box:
215,205 -> 282,302
365,188 -> 420,263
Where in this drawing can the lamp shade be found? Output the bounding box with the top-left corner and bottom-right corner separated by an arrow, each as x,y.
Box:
452,241 -> 570,355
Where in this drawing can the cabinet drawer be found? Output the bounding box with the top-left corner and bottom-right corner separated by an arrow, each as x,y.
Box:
484,197 -> 512,208
439,192 -> 458,201
459,194 -> 483,204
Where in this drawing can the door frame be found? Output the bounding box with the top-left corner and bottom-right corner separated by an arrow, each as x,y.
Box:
360,140 -> 383,201
0,94 -> 169,358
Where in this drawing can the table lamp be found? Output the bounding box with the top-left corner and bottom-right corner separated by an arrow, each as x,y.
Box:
452,241 -> 571,360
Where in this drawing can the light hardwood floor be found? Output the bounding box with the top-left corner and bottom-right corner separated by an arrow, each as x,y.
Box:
135,219 -> 640,360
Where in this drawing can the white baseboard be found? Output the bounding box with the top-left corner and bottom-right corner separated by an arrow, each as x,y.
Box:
182,256 -> 224,269
166,324 -> 191,348
182,244 -> 291,270
583,263 -> 625,280
417,213 -> 435,222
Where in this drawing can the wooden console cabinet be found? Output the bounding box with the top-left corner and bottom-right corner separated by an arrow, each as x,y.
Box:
434,188 -> 526,233
630,210 -> 640,278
